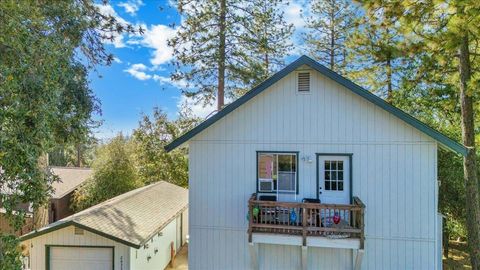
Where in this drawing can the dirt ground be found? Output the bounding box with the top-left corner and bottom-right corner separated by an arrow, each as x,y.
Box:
166,244 -> 188,270
443,241 -> 471,269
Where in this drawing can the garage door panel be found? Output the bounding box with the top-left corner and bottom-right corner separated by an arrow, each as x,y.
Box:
50,246 -> 113,270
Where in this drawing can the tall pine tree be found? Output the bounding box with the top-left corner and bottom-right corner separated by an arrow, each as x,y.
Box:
303,0 -> 356,74
169,0 -> 249,110
360,1 -> 480,267
346,9 -> 406,103
169,0 -> 293,110
238,0 -> 293,90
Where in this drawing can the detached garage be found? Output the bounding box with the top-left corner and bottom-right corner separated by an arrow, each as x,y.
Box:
20,181 -> 188,270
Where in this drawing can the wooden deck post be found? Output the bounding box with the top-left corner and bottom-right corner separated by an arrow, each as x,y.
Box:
301,206 -> 308,270
302,206 -> 307,246
248,195 -> 254,243
359,203 -> 365,249
248,242 -> 259,270
301,246 -> 308,270
169,241 -> 175,267
354,249 -> 364,270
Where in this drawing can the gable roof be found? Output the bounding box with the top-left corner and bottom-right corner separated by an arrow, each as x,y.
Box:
165,55 -> 466,156
20,181 -> 188,248
50,167 -> 93,199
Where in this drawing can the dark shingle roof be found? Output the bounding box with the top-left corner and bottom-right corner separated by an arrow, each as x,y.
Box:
20,181 -> 188,248
50,167 -> 93,199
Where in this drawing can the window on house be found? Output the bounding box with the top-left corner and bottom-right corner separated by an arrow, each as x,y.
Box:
324,160 -> 344,191
257,152 -> 297,193
297,72 -> 310,92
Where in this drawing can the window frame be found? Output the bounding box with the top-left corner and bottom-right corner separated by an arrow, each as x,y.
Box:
256,151 -> 299,194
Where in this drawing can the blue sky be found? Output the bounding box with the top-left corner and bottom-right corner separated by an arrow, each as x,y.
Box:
90,0 -> 306,139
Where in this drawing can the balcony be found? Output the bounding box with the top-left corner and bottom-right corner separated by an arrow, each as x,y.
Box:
247,193 -> 365,249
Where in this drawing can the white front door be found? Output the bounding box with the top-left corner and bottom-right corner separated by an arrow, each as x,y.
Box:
49,246 -> 113,270
318,155 -> 350,204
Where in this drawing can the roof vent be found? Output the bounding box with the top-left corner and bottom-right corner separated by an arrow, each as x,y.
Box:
74,227 -> 84,235
297,72 -> 310,92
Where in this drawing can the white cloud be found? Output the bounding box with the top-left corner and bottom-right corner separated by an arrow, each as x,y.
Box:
284,1 -> 306,30
124,63 -> 152,80
124,64 -> 189,89
177,95 -> 217,119
118,0 -> 144,16
135,24 -> 177,66
152,75 -> 188,89
113,57 -> 122,64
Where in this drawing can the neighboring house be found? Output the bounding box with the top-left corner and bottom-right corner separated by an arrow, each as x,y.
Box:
0,167 -> 92,236
20,181 -> 188,270
49,167 -> 93,223
165,55 -> 465,270
0,205 -> 33,236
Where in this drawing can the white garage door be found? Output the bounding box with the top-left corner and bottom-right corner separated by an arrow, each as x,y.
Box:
49,246 -> 113,270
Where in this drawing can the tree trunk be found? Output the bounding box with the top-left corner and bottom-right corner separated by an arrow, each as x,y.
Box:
443,224 -> 449,259
264,52 -> 269,78
329,10 -> 335,71
458,32 -> 480,270
217,0 -> 226,111
76,143 -> 82,167
386,57 -> 393,103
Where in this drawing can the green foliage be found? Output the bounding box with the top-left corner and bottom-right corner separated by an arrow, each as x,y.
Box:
72,108 -> 198,211
346,8 -> 407,103
0,1 -> 139,266
132,107 -> 199,187
72,135 -> 140,211
48,137 -> 99,167
438,150 -> 467,240
303,0 -> 357,73
0,235 -> 22,270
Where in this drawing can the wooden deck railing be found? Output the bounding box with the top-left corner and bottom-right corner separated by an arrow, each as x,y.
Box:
248,194 -> 365,248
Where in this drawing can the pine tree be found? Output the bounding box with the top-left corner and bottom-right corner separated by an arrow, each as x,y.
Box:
359,1 -> 480,267
238,0 -> 293,90
169,0 -> 248,110
169,0 -> 294,109
303,0 -> 356,74
346,10 -> 405,103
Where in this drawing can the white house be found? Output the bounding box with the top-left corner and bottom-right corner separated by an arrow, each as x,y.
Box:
20,181 -> 188,270
165,55 -> 465,270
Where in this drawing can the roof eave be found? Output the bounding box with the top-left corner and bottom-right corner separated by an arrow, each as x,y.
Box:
165,55 -> 467,157
19,221 -> 141,249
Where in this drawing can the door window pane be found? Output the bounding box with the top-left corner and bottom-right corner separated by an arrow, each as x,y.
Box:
324,160 -> 345,191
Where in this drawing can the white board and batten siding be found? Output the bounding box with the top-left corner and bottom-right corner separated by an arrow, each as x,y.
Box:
24,225 -> 130,270
188,67 -> 441,269
130,209 -> 188,270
